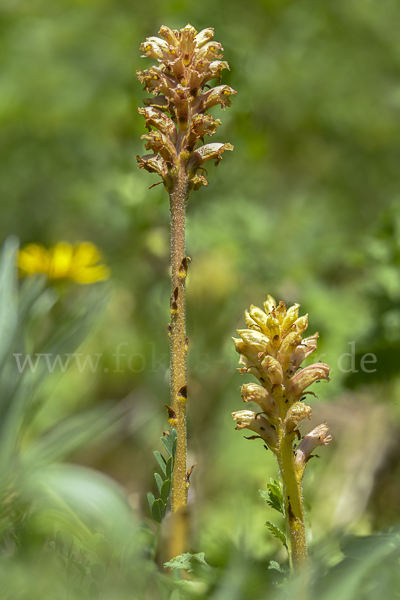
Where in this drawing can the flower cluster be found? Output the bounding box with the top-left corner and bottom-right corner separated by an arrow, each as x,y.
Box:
136,24 -> 236,191
18,242 -> 110,284
232,296 -> 332,474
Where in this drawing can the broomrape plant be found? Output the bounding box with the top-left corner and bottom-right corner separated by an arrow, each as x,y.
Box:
136,23 -> 235,555
136,21 -> 339,581
232,296 -> 332,571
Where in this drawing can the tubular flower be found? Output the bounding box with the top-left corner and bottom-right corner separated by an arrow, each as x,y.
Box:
18,242 -> 110,284
232,409 -> 278,451
136,24 -> 235,192
231,295 -> 332,467
294,424 -> 333,472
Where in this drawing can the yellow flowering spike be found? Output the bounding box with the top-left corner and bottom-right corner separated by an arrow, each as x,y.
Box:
232,297 -> 331,456
18,242 -> 110,284
231,296 -> 332,571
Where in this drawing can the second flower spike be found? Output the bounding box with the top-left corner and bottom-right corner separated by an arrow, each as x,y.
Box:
232,295 -> 332,464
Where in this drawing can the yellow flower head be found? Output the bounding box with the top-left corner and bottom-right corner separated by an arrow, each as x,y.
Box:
18,242 -> 111,284
232,295 -> 332,467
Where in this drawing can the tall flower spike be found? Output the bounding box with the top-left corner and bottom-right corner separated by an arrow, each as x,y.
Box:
136,25 -> 235,559
136,24 -> 235,191
231,296 -> 332,572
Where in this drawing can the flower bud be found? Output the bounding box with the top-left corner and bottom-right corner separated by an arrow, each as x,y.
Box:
284,402 -> 312,433
240,383 -> 279,419
194,28 -> 215,48
281,303 -> 300,331
277,331 -> 303,371
248,304 -> 270,333
236,329 -> 270,353
263,295 -> 276,314
260,356 -> 284,387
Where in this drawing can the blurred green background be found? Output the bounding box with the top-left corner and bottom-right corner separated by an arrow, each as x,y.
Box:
1,0 -> 400,597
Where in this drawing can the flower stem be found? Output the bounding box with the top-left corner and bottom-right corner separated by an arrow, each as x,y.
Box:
169,161 -> 190,552
277,427 -> 308,571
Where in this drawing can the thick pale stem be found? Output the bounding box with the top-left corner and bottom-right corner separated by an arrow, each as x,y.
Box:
277,429 -> 308,571
169,162 -> 190,517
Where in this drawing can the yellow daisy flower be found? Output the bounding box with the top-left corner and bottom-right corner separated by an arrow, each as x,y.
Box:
18,242 -> 110,284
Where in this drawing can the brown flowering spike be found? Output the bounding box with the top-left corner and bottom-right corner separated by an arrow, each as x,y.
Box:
136,24 -> 235,191
231,295 -> 332,571
136,25 -> 235,559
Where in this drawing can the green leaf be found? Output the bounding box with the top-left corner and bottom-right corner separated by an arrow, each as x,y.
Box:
22,402 -> 130,467
160,435 -> 173,456
72,560 -> 87,577
160,478 -> 171,503
154,451 -> 167,476
164,552 -> 210,573
259,478 -> 285,516
147,492 -> 156,512
265,521 -> 287,549
160,428 -> 177,458
151,498 -> 165,524
0,237 -> 18,371
154,472 -> 164,495
268,560 -> 285,573
166,456 -> 173,479
148,491 -> 165,523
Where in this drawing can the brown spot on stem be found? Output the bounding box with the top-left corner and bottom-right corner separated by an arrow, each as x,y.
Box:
170,287 -> 179,314
165,404 -> 177,427
178,256 -> 192,279
165,404 -> 177,420
177,385 -> 187,401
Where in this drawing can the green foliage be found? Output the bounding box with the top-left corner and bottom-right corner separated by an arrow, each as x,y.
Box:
148,429 -> 177,524
260,479 -> 287,551
268,560 -> 285,573
259,478 -> 285,516
0,238 -> 153,599
164,552 -> 210,573
265,521 -> 287,550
